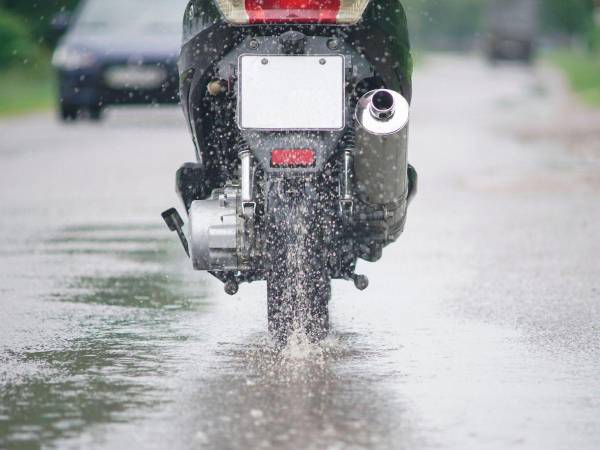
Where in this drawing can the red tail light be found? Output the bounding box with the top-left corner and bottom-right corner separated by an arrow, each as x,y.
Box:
215,0 -> 370,24
246,0 -> 339,24
271,149 -> 316,167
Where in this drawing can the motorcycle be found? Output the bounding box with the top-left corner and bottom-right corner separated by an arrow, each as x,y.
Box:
162,0 -> 417,341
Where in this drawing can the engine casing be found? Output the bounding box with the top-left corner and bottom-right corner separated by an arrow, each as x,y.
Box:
189,186 -> 248,271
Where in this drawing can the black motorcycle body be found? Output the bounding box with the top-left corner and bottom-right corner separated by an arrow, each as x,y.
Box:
164,0 -> 416,340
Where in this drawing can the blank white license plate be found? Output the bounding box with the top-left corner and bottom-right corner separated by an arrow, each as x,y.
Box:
238,55 -> 345,130
104,65 -> 167,90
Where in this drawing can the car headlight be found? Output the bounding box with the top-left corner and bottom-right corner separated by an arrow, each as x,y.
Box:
52,47 -> 96,70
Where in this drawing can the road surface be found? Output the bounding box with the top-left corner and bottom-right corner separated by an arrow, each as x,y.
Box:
1,56 -> 599,449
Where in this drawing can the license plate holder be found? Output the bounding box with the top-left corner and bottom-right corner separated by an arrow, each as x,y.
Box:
237,55 -> 345,131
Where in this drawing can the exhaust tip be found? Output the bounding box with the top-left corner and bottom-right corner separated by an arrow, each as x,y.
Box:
370,90 -> 396,120
355,89 -> 410,136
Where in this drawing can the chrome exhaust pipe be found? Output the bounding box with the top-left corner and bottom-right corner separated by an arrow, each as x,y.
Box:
353,89 -> 410,208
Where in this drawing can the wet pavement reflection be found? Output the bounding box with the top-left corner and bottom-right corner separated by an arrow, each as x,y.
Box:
1,223 -> 206,448
0,219 -> 413,449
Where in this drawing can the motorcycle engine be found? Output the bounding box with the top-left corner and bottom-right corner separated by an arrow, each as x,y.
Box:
189,185 -> 254,271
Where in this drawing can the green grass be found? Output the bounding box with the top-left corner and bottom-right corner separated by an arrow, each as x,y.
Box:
550,51 -> 600,106
0,60 -> 55,117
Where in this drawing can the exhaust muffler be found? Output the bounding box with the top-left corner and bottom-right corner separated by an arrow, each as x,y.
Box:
354,89 -> 410,208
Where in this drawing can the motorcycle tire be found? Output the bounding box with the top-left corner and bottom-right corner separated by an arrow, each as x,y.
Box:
265,178 -> 330,343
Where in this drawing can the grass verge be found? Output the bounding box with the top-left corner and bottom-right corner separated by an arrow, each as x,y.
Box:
0,60 -> 55,117
550,51 -> 600,107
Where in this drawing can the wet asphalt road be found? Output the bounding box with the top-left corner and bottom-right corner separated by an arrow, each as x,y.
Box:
1,55 -> 599,450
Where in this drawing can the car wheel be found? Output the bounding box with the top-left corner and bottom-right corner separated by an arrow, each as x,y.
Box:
89,106 -> 104,121
60,104 -> 79,122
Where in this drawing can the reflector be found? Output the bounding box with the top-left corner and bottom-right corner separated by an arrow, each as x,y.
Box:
271,149 -> 316,167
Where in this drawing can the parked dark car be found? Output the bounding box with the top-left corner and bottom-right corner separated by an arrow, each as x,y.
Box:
52,0 -> 187,121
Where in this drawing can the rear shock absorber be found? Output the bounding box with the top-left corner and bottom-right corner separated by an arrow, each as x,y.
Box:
236,137 -> 255,209
235,136 -> 256,265
339,128 -> 356,216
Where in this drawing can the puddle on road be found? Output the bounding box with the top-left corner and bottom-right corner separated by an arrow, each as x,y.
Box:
0,222 -> 417,450
0,223 -> 211,449
163,329 -> 416,450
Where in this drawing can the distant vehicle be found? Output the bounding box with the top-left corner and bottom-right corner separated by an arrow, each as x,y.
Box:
485,0 -> 539,62
52,0 -> 187,121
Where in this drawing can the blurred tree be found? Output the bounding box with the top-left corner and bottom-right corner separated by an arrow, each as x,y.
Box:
0,0 -> 80,46
542,0 -> 594,37
0,7 -> 37,67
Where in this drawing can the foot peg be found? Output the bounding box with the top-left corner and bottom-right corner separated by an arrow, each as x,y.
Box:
352,274 -> 369,291
161,208 -> 189,257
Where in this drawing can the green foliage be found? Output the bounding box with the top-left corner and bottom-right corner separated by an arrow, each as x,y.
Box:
0,0 -> 80,47
551,51 -> 600,106
587,24 -> 600,51
0,8 -> 37,68
0,54 -> 54,116
541,0 -> 594,36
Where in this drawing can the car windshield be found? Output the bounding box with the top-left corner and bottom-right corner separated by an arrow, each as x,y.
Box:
74,0 -> 189,34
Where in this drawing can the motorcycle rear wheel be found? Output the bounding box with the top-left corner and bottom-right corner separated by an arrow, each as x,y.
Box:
265,179 -> 330,343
